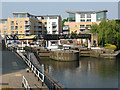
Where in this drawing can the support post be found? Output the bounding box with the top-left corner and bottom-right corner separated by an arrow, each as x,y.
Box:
27,40 -> 29,46
22,41 -> 24,50
88,39 -> 91,49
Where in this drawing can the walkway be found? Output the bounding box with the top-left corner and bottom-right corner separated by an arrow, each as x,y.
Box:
1,49 -> 48,89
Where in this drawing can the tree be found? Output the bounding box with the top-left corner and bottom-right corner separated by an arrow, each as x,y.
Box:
62,18 -> 69,26
71,31 -> 77,35
90,19 -> 120,49
90,24 -> 99,33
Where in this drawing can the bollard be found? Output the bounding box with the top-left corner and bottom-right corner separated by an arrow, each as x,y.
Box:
41,64 -> 44,74
46,68 -> 48,73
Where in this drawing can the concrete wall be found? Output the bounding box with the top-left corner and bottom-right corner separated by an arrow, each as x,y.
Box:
50,50 -> 79,61
91,33 -> 98,47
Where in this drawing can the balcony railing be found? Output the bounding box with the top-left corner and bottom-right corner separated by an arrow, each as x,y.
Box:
24,21 -> 31,25
35,23 -> 42,26
52,28 -> 57,32
79,27 -> 85,29
52,23 -> 57,26
63,26 -> 69,30
25,27 -> 30,30
25,32 -> 31,35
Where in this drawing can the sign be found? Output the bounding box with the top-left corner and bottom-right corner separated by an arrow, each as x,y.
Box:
6,35 -> 36,40
18,35 -> 36,39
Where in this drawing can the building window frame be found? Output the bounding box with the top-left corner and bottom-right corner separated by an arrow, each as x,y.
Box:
80,14 -> 85,18
11,21 -> 14,25
11,26 -> 14,30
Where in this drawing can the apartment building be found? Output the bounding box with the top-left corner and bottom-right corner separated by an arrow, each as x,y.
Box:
63,10 -> 108,34
0,12 -> 62,35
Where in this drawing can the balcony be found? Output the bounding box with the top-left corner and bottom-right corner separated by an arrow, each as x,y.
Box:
52,28 -> 57,32
24,21 -> 31,25
25,32 -> 31,35
79,27 -> 85,29
34,23 -> 42,26
25,27 -> 30,31
63,26 -> 69,30
35,28 -> 42,31
52,23 -> 57,26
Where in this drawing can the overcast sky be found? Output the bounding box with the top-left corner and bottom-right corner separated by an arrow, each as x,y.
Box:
1,2 -> 119,20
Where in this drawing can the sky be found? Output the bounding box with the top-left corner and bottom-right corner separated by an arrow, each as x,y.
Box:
1,2 -> 119,20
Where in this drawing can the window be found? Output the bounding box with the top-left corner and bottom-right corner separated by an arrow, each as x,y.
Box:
86,19 -> 91,22
20,26 -> 22,29
20,31 -> 22,33
50,17 -> 57,19
16,21 -> 18,25
80,19 -> 85,22
80,14 -> 85,18
11,21 -> 14,25
11,26 -> 14,30
0,31 -> 1,34
44,17 -> 48,20
44,22 -> 47,24
87,14 -> 91,18
25,21 -> 29,24
15,26 -> 18,30
0,20 -> 7,24
3,26 -> 7,30
86,25 -> 91,28
4,31 -> 7,34
15,31 -> 18,34
20,21 -> 22,24
69,13 -> 75,22
96,12 -> 106,21
75,25 -> 77,27
80,25 -> 85,28
52,22 -> 56,24
13,14 -> 26,18
11,31 -> 14,34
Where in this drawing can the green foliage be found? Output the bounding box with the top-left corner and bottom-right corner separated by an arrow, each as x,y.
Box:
104,44 -> 117,50
1,87 -> 13,90
90,19 -> 120,49
71,31 -> 77,35
62,18 -> 69,26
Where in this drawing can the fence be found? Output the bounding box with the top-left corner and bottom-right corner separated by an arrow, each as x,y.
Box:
22,76 -> 30,90
17,51 -> 65,89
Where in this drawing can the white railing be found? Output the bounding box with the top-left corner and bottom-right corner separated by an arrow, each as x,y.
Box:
79,27 -> 85,29
63,26 -> 69,30
24,21 -> 31,25
22,76 -> 30,90
17,51 -> 44,83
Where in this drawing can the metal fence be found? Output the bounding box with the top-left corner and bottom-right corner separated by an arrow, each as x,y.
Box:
22,76 -> 31,90
17,50 -> 65,90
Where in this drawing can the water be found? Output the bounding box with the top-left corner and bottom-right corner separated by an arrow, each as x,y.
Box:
39,57 -> 120,88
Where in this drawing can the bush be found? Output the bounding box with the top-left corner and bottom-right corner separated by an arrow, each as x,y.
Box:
1,87 -> 13,90
104,44 -> 116,50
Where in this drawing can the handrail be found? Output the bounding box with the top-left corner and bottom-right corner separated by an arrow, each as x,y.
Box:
22,76 -> 30,90
16,50 -> 65,89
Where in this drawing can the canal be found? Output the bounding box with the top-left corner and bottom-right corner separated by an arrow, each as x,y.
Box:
39,57 -> 120,88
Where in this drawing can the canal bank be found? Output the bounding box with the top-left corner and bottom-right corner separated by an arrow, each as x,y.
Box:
1,45 -> 48,89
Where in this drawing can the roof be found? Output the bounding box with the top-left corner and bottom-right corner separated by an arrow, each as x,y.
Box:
66,10 -> 108,14
0,19 -> 7,21
13,12 -> 28,14
12,12 -> 35,17
37,15 -> 61,17
13,12 -> 60,17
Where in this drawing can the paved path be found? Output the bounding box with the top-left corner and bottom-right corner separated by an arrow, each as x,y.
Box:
1,49 -> 48,89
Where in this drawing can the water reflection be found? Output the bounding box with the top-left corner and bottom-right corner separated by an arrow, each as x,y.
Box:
39,57 -> 118,88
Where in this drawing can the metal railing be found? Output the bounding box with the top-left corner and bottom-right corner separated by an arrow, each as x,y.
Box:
22,76 -> 30,90
17,50 -> 65,89
17,52 -> 44,83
